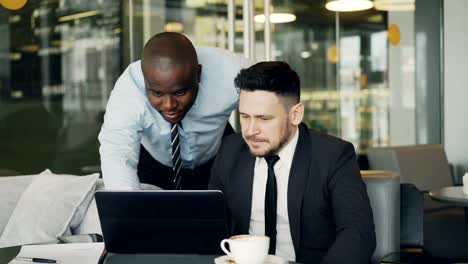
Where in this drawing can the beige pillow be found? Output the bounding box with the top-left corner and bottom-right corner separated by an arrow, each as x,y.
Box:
73,181 -> 162,236
0,171 -> 99,247
0,175 -> 35,236
0,169 -> 53,236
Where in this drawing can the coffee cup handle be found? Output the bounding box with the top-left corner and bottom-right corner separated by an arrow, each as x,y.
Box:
220,239 -> 233,258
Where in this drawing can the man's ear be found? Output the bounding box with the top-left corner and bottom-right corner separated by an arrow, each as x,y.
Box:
289,102 -> 304,126
196,64 -> 202,83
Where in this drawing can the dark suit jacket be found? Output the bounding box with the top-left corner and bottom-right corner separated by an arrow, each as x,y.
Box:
209,123 -> 376,264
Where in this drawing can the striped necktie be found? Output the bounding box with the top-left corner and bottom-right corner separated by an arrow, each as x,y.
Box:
171,122 -> 182,189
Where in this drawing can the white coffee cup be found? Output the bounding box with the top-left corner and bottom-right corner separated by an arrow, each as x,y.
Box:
220,234 -> 269,264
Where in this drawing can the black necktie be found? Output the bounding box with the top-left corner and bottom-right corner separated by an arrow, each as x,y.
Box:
264,155 -> 280,254
171,123 -> 182,189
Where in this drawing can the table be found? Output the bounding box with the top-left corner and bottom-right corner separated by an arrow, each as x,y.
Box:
8,243 -> 298,264
104,252 -> 298,263
104,253 -> 217,264
429,186 -> 468,222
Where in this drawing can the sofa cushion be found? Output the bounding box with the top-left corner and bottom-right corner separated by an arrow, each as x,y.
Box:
72,179 -> 105,236
73,181 -> 162,236
0,171 -> 99,247
0,175 -> 35,236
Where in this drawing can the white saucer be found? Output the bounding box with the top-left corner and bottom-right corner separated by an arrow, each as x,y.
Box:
214,254 -> 287,264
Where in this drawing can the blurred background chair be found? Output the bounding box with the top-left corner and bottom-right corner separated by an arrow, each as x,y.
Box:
399,183 -> 424,250
361,170 -> 400,264
361,170 -> 426,264
367,146 -> 468,261
366,145 -> 453,211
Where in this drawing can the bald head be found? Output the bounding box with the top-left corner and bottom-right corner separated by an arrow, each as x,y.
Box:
141,32 -> 202,124
141,32 -> 198,71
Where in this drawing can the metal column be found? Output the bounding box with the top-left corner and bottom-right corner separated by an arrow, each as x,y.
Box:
264,0 -> 271,61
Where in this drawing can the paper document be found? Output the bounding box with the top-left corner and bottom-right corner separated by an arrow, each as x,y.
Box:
9,242 -> 104,264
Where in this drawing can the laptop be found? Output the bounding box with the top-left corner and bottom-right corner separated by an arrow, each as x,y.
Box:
95,190 -> 228,256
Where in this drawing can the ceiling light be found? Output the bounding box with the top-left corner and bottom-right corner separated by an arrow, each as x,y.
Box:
165,22 -> 184,32
367,14 -> 384,23
374,0 -> 415,11
254,13 -> 296,24
301,51 -> 311,59
325,0 -> 374,12
185,0 -> 205,8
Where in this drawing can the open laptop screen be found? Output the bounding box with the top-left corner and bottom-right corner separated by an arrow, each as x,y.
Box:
95,190 -> 228,255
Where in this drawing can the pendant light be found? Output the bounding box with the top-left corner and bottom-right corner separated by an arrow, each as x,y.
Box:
254,13 -> 296,24
374,0 -> 415,12
254,0 -> 296,24
325,0 -> 374,12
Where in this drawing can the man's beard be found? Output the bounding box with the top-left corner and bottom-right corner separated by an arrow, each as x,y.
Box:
249,124 -> 292,157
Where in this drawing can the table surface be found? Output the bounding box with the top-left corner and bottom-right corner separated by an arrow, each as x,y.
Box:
104,253 -> 297,264
8,243 -> 298,264
429,186 -> 468,207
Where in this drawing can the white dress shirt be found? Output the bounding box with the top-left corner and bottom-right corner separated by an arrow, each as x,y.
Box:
98,47 -> 250,190
248,128 -> 299,261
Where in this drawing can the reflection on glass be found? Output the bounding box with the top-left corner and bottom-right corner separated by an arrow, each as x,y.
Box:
0,0 -> 417,174
126,0 -> 236,64
268,2 -> 392,152
0,0 -> 121,174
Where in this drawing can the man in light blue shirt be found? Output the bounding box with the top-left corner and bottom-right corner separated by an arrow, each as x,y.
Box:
98,32 -> 249,190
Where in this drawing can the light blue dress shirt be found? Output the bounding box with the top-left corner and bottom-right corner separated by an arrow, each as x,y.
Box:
98,47 -> 250,189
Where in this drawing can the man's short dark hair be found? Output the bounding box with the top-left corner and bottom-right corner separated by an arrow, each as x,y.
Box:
234,61 -> 300,103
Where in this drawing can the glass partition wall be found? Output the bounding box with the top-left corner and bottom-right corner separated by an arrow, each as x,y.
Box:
257,2 -> 398,152
0,0 -> 121,174
126,0 -> 416,153
0,0 -> 416,174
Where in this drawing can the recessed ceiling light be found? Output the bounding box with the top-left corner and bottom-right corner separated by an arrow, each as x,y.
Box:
165,22 -> 184,32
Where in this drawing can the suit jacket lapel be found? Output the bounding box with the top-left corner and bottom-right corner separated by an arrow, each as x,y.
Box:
288,123 -> 311,254
234,150 -> 256,234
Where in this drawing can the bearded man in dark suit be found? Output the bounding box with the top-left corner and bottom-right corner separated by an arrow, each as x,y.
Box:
209,61 -> 376,264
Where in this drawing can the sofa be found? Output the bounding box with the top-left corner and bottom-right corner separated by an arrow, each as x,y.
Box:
0,169 -> 159,247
